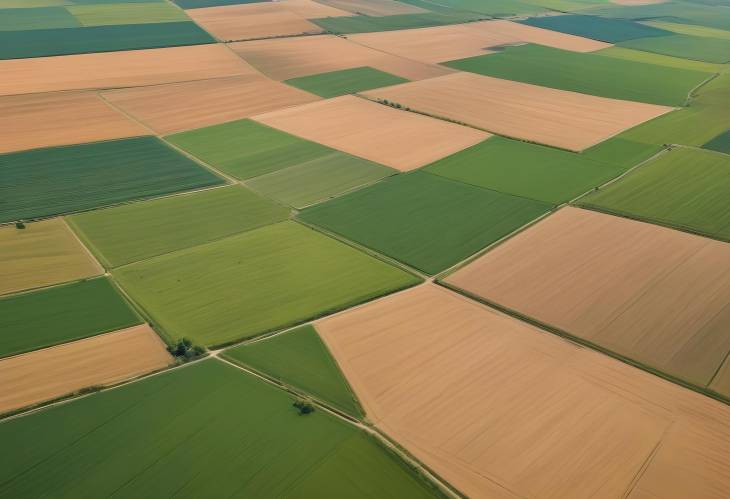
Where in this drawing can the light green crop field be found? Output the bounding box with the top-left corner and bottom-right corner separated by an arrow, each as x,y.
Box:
223,324 -> 363,418
641,20 -> 730,40
299,171 -> 551,274
0,7 -> 78,30
619,34 -> 730,64
578,147 -> 730,240
67,3 -> 188,26
0,360 -> 439,498
285,67 -> 409,98
113,221 -> 420,346
595,46 -> 727,74
580,137 -> 664,171
68,185 -> 289,268
0,277 -> 141,358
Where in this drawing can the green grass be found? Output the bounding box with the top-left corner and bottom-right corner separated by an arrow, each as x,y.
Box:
311,11 -> 481,34
246,152 -> 395,208
113,221 -> 420,346
580,137 -> 664,171
519,14 -> 672,42
578,147 -> 730,240
166,119 -> 336,180
619,34 -> 730,63
223,325 -> 363,418
299,171 -> 551,274
0,21 -> 212,59
68,186 -> 289,268
285,67 -> 408,98
596,46 -> 727,73
445,44 -> 709,106
0,7 -> 79,30
0,137 -> 223,223
424,136 -> 627,204
67,3 -> 189,26
0,277 -> 141,359
703,130 -> 730,154
0,360 -> 439,498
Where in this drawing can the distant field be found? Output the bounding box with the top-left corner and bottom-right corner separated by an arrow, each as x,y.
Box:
703,130 -> 730,154
174,0 -> 269,8
404,0 -> 544,16
519,14 -> 671,42
223,324 -> 363,417
0,6 -> 79,30
0,277 -> 140,358
285,67 -> 408,97
311,11 -> 480,34
596,46 -> 726,73
114,221 -> 420,346
445,44 -> 710,106
579,147 -> 730,240
68,186 -> 289,268
642,20 -> 730,40
316,0 -> 429,16
0,137 -> 224,223
0,360 -> 438,497
586,2 -> 730,32
619,33 -> 730,63
67,3 -> 188,26
299,171 -> 550,274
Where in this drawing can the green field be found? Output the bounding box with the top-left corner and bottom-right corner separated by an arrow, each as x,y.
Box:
642,20 -> 730,40
703,130 -> 730,154
67,3 -> 188,26
223,324 -> 363,418
0,7 -> 79,30
0,277 -> 141,358
0,137 -> 223,223
114,221 -> 420,346
445,44 -> 709,106
519,14 -> 671,42
401,0 -> 544,16
596,46 -> 727,73
424,136 -> 627,204
0,360 -> 439,498
580,137 -> 664,171
173,0 -> 276,8
311,11 -> 481,34
619,33 -> 730,63
578,147 -> 730,240
68,186 -> 289,268
586,1 -> 730,32
299,171 -> 550,274
285,67 -> 408,98
0,21 -> 212,59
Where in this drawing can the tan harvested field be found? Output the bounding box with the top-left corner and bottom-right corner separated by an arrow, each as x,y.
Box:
0,219 -> 102,297
253,95 -> 489,170
446,207 -> 730,392
711,358 -> 730,398
363,72 -> 672,151
348,20 -> 609,64
316,283 -> 730,499
229,34 -> 453,81
0,325 -> 171,415
0,45 -> 257,97
102,74 -> 320,135
315,0 -> 428,16
0,91 -> 148,154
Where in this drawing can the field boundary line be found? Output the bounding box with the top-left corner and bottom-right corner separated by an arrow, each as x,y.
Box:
60,216 -> 106,274
622,425 -> 671,499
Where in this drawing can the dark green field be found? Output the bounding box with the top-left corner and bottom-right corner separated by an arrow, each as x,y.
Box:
0,7 -> 79,30
619,33 -> 730,63
402,0 -> 544,16
587,1 -> 730,32
173,0 -> 267,8
519,14 -> 671,42
703,130 -> 730,154
299,171 -> 551,274
0,360 -> 439,498
311,11 -> 481,34
0,277 -> 141,358
224,324 -> 363,418
285,67 -> 408,98
0,137 -> 223,223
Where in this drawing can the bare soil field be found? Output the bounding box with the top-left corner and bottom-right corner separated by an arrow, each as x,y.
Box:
0,219 -> 102,297
253,95 -> 488,170
316,284 -> 730,499
0,44 -> 256,97
0,91 -> 147,154
363,72 -> 672,151
316,0 -> 428,16
446,207 -> 730,391
0,324 -> 171,415
102,74 -> 320,135
229,34 -> 452,81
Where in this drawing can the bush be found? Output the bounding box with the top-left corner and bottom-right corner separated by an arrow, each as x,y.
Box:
293,397 -> 315,415
167,337 -> 206,360
15,222 -> 25,229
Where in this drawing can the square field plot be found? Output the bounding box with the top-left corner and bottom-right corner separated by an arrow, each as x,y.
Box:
0,136 -> 224,223
579,147 -> 730,241
113,221 -> 420,347
0,219 -> 102,296
68,186 -> 290,268
252,95 -> 489,171
362,72 -> 672,151
445,207 -> 730,392
299,171 -> 551,274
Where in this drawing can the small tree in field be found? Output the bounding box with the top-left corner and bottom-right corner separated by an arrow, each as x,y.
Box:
167,338 -> 206,360
293,397 -> 315,415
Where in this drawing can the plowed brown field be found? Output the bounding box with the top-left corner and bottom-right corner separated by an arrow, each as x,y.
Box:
363,72 -> 672,150
102,75 -> 320,134
316,0 -> 427,16
0,324 -> 171,414
446,207 -> 730,393
253,95 -> 488,170
316,284 -> 730,499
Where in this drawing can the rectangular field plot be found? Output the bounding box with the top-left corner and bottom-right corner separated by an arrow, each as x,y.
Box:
0,324 -> 170,415
0,137 -> 224,223
0,91 -> 148,154
68,186 -> 289,268
619,33 -> 730,63
113,221 -> 420,346
0,6 -> 79,30
299,172 -> 550,274
285,67 -> 408,98
316,283 -> 730,499
445,207 -> 730,392
362,72 -> 672,151
579,147 -> 730,240
519,14 -> 672,42
253,95 -> 489,171
597,45 -> 727,73
0,360 -> 438,498
445,44 -> 710,106
102,74 -> 320,135
310,11 -> 480,34
316,0 -> 428,16
0,219 -> 102,296
0,278 -> 141,358
67,3 -> 189,26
